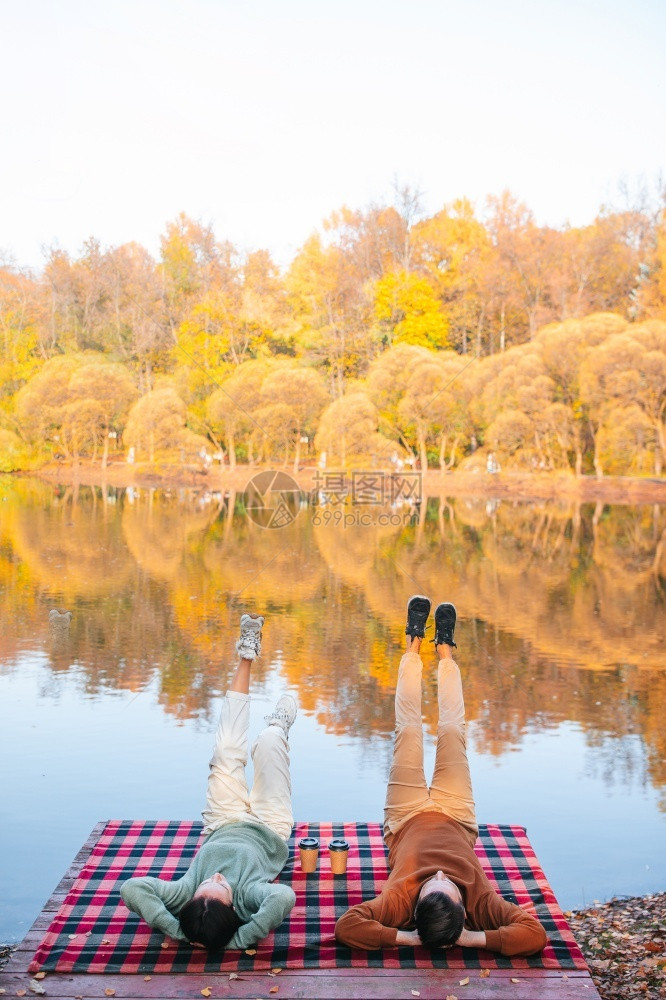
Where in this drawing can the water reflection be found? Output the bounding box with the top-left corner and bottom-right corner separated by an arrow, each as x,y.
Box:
0,477 -> 665,809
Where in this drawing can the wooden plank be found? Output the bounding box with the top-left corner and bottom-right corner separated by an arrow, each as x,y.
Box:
0,969 -> 601,999
2,822 -> 106,976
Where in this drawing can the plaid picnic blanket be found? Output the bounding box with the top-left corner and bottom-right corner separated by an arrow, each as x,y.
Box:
29,820 -> 586,973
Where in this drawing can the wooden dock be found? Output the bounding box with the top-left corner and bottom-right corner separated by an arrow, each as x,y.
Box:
1,823 -> 602,999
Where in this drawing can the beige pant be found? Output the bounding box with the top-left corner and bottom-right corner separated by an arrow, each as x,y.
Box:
384,651 -> 478,849
202,691 -> 294,841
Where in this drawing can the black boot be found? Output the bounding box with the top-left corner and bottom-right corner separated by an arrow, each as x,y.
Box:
405,595 -> 431,639
432,603 -> 457,648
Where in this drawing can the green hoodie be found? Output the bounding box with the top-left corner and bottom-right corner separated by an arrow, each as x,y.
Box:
120,820 -> 294,951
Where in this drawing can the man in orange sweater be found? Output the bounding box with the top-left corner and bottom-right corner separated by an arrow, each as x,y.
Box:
335,596 -> 548,955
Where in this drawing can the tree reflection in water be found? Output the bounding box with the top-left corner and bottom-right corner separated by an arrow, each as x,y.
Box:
0,477 -> 664,807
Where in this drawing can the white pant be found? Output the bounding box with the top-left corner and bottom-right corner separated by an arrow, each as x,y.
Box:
202,691 -> 294,841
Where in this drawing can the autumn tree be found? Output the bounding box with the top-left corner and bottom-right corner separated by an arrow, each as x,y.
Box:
315,391 -> 398,467
398,357 -> 451,470
373,270 -> 449,350
257,365 -> 329,471
14,353 -> 137,466
366,343 -> 435,456
638,210 -> 666,319
286,233 -> 371,393
485,191 -> 559,342
412,198 -> 492,354
206,359 -> 273,469
124,385 -> 209,463
580,325 -> 666,477
68,360 -> 138,467
0,264 -> 43,424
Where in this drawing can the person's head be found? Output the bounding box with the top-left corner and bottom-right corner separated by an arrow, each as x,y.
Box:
179,873 -> 242,952
414,870 -> 465,948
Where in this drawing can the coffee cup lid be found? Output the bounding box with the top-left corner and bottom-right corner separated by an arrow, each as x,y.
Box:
328,839 -> 349,851
299,837 -> 319,848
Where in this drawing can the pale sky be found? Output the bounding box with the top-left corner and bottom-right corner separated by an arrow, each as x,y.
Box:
2,0 -> 665,272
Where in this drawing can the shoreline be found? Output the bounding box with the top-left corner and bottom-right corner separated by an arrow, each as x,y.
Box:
13,464 -> 666,504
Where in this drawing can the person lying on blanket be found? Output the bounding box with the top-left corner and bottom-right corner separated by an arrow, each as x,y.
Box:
121,614 -> 297,953
335,596 -> 548,955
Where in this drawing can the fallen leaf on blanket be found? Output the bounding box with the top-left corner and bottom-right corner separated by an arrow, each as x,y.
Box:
511,978 -> 520,983
33,976 -> 46,983
67,934 -> 78,939
101,939 -> 111,945
411,992 -> 420,997
144,976 -> 151,981
445,995 -> 458,1000
245,948 -> 257,955
104,990 -> 116,997
201,990 -> 212,997
28,982 -> 45,997
479,968 -> 490,978
85,931 -> 91,937
459,977 -> 470,986
228,973 -> 239,980
269,989 -> 279,994
16,992 -> 26,998
271,967 -> 282,974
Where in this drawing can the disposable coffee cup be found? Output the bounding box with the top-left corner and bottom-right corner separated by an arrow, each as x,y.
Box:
328,838 -> 350,875
299,837 -> 319,873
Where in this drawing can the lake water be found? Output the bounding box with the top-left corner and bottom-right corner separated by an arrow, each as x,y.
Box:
1,475 -> 665,944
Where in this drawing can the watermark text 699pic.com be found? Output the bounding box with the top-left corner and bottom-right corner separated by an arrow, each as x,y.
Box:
242,469 -> 423,529
311,470 -> 422,528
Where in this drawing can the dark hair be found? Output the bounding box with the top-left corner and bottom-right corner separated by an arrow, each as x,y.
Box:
179,896 -> 242,952
414,892 -> 465,949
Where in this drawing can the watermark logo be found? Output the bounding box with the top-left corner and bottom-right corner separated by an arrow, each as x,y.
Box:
312,470 -> 422,528
242,470 -> 302,528
242,469 -> 422,529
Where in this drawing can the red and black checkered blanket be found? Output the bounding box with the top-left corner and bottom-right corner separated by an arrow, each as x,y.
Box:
29,820 -> 586,973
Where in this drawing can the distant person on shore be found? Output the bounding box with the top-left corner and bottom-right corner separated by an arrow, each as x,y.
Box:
121,614 -> 297,953
335,596 -> 547,955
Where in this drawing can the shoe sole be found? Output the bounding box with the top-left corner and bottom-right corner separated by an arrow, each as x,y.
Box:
407,594 -> 431,610
433,602 -> 457,644
406,594 -> 431,637
274,694 -> 298,720
240,615 -> 264,629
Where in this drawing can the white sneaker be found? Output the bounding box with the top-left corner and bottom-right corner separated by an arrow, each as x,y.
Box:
264,694 -> 298,737
236,613 -> 264,659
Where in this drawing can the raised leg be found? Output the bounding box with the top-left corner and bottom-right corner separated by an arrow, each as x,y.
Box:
428,651 -> 478,845
201,654 -> 254,835
384,639 -> 432,841
249,724 -> 294,841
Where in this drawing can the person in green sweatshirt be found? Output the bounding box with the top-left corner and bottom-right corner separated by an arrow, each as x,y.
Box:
121,613 -> 298,953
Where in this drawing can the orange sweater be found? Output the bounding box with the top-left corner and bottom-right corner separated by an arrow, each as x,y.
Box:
335,813 -> 548,955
